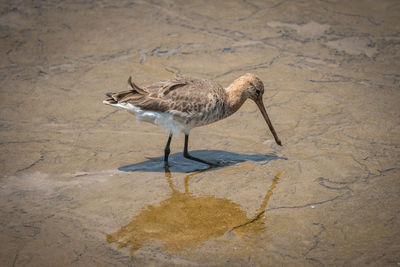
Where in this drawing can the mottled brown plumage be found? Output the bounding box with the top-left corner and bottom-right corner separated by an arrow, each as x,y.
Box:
103,73 -> 281,167
104,74 -> 230,128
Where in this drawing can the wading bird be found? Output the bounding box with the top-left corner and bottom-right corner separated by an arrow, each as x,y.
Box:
103,73 -> 282,167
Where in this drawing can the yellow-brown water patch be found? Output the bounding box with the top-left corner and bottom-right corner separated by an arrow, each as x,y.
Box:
107,171 -> 282,255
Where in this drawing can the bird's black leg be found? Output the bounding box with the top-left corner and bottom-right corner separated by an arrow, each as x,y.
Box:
183,134 -> 216,166
164,133 -> 173,168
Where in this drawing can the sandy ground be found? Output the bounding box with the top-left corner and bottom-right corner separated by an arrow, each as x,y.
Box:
0,0 -> 399,266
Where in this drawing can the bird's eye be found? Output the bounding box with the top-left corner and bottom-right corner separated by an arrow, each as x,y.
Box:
255,89 -> 261,95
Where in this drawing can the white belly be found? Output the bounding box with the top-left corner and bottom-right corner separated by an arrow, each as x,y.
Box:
107,102 -> 191,134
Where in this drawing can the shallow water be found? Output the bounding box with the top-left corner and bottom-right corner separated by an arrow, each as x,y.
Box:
106,171 -> 282,255
1,0 -> 400,266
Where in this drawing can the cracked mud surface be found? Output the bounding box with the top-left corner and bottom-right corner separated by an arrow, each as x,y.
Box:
1,0 -> 399,266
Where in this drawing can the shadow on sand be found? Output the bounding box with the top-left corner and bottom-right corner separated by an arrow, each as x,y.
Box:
119,150 -> 285,173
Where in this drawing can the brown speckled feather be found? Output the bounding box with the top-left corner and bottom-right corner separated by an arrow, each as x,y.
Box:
103,73 -> 282,145
106,75 -> 228,122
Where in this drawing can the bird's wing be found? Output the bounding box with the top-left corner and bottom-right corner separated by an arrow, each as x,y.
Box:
105,75 -> 224,114
144,76 -> 225,114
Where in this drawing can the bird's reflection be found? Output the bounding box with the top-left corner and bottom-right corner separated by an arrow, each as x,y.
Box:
107,169 -> 282,255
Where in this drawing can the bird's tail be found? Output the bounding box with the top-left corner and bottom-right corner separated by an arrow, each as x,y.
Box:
103,76 -> 148,105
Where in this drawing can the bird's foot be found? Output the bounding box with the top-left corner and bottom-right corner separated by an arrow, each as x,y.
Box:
183,153 -> 217,167
163,161 -> 171,172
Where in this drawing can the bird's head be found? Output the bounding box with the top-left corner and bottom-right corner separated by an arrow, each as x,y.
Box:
236,73 -> 282,146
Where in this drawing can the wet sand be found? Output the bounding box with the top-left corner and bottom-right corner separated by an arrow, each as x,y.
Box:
1,0 -> 400,266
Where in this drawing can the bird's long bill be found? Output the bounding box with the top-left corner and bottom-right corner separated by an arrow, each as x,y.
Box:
255,99 -> 282,146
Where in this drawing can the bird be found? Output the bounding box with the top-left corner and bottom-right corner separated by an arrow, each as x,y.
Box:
103,72 -> 282,167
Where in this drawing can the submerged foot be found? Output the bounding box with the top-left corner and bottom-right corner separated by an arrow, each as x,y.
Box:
183,152 -> 218,166
164,161 -> 171,171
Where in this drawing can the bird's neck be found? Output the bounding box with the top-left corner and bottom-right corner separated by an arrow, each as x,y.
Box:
225,83 -> 248,115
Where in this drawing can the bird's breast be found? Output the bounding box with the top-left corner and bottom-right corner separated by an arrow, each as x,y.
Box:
174,98 -> 230,128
